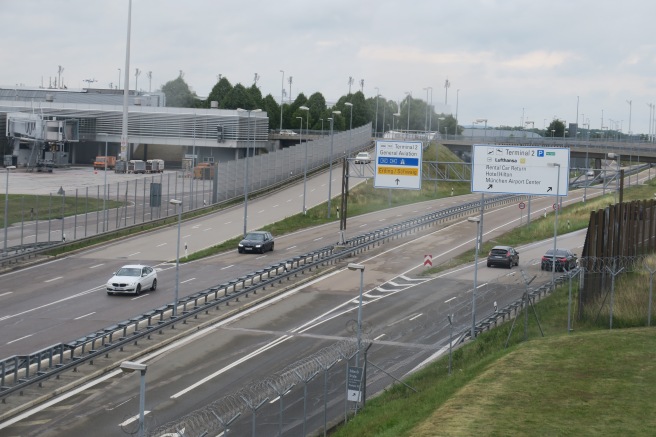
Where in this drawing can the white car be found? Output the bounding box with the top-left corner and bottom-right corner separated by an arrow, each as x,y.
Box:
354,152 -> 371,164
586,170 -> 595,177
106,264 -> 157,295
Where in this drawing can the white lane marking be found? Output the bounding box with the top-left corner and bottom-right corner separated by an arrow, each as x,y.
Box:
287,246 -> 297,250
118,411 -> 151,427
156,243 -> 167,247
192,225 -> 200,229
74,312 -> 96,320
272,204 -> 279,208
44,276 -> 63,283
0,285 -> 105,322
359,224 -> 367,227
182,234 -> 191,238
313,237 -> 323,241
221,265 -> 234,270
256,255 -> 268,260
171,335 -> 291,399
0,292 -> 12,297
7,334 -> 33,345
258,210 -> 264,214
224,221 -> 232,225
287,199 -> 292,202
127,252 -> 140,257
89,264 -> 105,269
203,228 -> 212,232
131,294 -> 149,300
409,313 -> 423,321
444,296 -> 456,303
180,278 -> 196,284
374,334 -> 386,341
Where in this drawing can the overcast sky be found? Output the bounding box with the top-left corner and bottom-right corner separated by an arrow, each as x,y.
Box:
3,0 -> 655,134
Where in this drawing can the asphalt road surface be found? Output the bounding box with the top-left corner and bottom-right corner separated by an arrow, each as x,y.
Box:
1,169 -> 646,436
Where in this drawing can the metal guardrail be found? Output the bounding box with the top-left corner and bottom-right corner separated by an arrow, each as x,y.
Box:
0,193 -> 523,402
463,270 -> 575,340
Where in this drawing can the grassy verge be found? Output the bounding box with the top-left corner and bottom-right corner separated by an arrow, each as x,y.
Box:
183,143 -> 471,262
0,194 -> 121,225
331,268 -> 656,436
330,175 -> 656,436
423,177 -> 656,276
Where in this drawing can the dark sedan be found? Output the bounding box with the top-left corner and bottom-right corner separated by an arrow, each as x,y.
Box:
487,246 -> 519,268
238,231 -> 275,254
541,248 -> 578,271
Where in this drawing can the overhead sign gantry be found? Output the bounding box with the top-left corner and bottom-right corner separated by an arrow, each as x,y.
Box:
471,145 -> 570,196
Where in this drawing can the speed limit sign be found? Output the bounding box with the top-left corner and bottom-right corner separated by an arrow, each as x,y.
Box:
553,203 -> 559,210
518,202 -> 526,210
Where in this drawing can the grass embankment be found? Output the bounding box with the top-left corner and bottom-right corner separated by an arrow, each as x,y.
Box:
184,143 -> 472,262
331,179 -> 656,436
0,194 -> 121,225
424,177 -> 656,276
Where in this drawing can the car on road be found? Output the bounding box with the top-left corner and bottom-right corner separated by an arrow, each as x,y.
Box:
586,169 -> 595,177
106,264 -> 157,295
238,231 -> 275,254
354,152 -> 371,164
541,248 -> 578,271
487,245 -> 519,268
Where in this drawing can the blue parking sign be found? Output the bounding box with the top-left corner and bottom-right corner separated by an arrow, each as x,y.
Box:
537,150 -> 544,157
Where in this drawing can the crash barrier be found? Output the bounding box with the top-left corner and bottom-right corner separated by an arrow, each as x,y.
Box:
0,193 -> 524,402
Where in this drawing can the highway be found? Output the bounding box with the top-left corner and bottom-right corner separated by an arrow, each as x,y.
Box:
0,188 -> 586,436
1,167 -> 647,436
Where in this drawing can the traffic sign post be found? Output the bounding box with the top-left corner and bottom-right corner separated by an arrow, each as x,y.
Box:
347,365 -> 364,402
424,254 -> 433,267
374,140 -> 423,190
518,201 -> 525,224
471,145 -> 570,196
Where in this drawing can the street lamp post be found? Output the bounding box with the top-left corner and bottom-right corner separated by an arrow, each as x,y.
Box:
476,118 -> 488,139
279,70 -> 284,131
437,117 -> 445,138
548,163 -> 561,288
423,87 -> 430,133
405,91 -> 412,135
347,263 -> 365,366
98,133 -> 109,232
327,110 -> 341,218
237,108 -> 261,236
345,102 -> 353,156
608,153 -> 622,204
468,216 -> 481,339
170,199 -> 182,316
3,166 -> 17,256
120,361 -> 148,437
374,87 -> 380,138
299,106 -> 310,215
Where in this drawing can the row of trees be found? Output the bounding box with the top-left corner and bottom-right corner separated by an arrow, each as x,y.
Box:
160,74 -> 461,135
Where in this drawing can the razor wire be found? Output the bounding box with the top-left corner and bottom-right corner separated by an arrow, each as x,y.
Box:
147,336 -> 367,437
580,255 -> 656,273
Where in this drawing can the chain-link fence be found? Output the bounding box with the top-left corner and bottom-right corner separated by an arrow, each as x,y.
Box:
147,337 -> 367,437
2,125 -> 372,256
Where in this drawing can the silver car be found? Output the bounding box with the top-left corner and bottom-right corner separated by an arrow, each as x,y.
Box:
106,264 -> 157,295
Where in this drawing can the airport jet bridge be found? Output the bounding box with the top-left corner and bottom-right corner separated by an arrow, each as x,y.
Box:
5,112 -> 79,171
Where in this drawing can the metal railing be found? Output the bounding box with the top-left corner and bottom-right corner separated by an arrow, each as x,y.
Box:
0,193 -> 523,402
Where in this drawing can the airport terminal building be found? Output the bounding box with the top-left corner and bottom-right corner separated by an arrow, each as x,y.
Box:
0,86 -> 269,169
